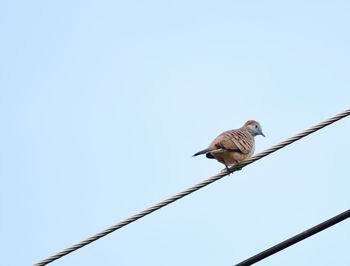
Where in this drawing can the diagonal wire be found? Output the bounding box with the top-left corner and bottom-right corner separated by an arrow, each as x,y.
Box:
34,109 -> 350,266
235,208 -> 350,265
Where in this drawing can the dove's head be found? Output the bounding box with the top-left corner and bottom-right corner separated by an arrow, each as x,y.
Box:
244,120 -> 265,137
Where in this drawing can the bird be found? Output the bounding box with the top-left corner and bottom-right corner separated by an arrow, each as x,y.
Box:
193,120 -> 265,171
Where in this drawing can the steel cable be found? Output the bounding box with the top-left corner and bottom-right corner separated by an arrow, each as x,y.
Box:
34,108 -> 350,266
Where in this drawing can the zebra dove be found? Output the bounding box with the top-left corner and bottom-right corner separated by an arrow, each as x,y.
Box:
193,120 -> 265,170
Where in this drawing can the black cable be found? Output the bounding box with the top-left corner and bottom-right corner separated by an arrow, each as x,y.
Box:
235,209 -> 350,265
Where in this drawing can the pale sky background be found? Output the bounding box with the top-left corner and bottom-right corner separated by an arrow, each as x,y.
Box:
1,1 -> 350,266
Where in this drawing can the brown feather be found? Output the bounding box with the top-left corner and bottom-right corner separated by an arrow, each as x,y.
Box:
193,120 -> 261,167
206,127 -> 255,166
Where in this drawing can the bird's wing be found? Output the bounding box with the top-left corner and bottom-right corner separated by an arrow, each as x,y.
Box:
210,129 -> 252,154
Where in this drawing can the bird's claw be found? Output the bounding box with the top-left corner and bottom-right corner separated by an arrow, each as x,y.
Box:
221,164 -> 242,174
235,166 -> 243,171
221,165 -> 232,175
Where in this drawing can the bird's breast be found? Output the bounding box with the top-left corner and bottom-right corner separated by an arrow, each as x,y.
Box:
212,150 -> 251,166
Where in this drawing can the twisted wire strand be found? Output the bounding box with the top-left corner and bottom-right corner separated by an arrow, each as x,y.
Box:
34,109 -> 350,266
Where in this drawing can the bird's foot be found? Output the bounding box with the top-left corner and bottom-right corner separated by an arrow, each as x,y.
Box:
221,165 -> 232,175
222,164 -> 242,173
232,161 -> 243,171
235,165 -> 243,171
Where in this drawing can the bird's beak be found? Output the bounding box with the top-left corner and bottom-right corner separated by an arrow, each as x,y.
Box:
261,132 -> 265,137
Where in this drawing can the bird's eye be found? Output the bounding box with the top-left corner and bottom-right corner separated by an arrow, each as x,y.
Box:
255,125 -> 258,128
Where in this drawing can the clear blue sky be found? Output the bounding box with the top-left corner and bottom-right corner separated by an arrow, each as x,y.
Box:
1,1 -> 350,265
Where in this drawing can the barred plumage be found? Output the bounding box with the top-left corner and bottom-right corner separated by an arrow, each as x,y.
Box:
193,120 -> 265,169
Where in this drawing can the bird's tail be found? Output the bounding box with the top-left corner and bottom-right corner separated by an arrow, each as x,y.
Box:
192,148 -> 211,157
